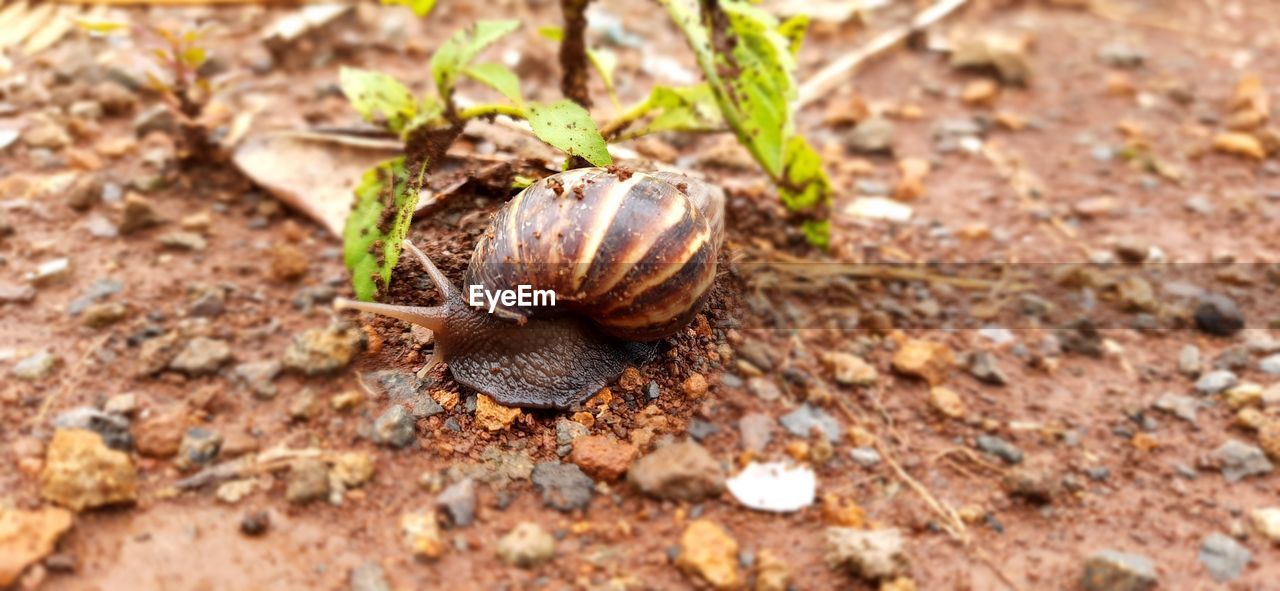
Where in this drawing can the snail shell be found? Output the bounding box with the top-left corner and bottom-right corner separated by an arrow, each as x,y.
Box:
464,167 -> 725,340
334,167 -> 724,409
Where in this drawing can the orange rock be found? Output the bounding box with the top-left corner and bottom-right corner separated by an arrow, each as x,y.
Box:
475,394 -> 522,431
1212,132 -> 1266,160
961,79 -> 1000,107
891,339 -> 955,385
675,520 -> 741,590
569,435 -> 639,481
682,373 -> 709,398
824,94 -> 870,126
0,507 -> 74,586
893,158 -> 931,201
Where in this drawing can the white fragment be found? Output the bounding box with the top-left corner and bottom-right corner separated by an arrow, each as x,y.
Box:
844,197 -> 913,222
727,462 -> 815,513
24,258 -> 71,285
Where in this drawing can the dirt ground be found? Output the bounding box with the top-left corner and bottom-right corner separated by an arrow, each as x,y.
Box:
2,0 -> 1280,589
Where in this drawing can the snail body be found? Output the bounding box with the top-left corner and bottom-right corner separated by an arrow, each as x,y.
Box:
336,168 -> 724,409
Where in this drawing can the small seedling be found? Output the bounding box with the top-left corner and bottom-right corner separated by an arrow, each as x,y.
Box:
341,0 -> 832,301
78,19 -> 219,164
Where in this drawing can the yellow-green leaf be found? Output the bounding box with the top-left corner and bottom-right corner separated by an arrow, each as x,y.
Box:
431,20 -> 521,100
381,0 -> 437,17
179,46 -> 207,68
339,67 -> 418,133
527,100 -> 612,167
778,14 -> 808,57
462,62 -> 523,106
76,19 -> 129,35
343,157 -> 418,301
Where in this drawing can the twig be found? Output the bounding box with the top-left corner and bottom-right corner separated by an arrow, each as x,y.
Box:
798,0 -> 971,108
836,399 -> 968,543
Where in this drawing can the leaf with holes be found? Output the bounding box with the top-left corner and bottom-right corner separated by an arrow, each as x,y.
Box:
431,20 -> 520,100
527,100 -> 612,166
658,0 -> 831,246
339,67 -> 418,133
343,157 -> 418,301
380,0 -> 436,17
462,62 -> 524,106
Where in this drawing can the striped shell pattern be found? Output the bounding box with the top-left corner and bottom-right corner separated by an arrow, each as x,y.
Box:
463,167 -> 725,341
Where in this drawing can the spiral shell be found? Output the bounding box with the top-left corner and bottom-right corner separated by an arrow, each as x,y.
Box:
463,167 -> 725,341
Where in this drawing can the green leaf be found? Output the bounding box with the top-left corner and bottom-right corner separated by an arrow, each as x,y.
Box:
431,20 -> 521,100
588,48 -> 618,97
658,0 -> 830,247
76,19 -> 130,34
343,157 -> 418,301
779,136 -> 831,212
401,95 -> 446,139
339,67 -> 418,133
380,0 -> 436,17
635,84 -> 722,136
462,62 -> 523,106
527,100 -> 612,167
777,15 -> 809,57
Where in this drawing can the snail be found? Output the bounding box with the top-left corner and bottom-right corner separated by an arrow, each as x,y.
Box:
334,167 -> 725,409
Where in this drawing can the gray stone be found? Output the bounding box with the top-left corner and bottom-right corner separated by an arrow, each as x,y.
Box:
283,325 -> 364,375
349,560 -> 391,591
779,404 -> 841,443
967,351 -> 1008,385
158,231 -> 207,251
747,377 -> 782,401
737,413 -> 773,453
1152,394 -> 1200,423
0,281 -> 37,303
1213,440 -> 1273,481
824,527 -> 908,580
169,337 -> 233,376
67,277 -> 123,315
1259,354 -> 1280,375
232,360 -> 282,399
53,407 -> 132,451
849,447 -> 882,468
531,461 -> 594,512
175,428 -> 222,469
286,458 -> 330,504
1194,370 -> 1238,395
1195,294 -> 1244,337
410,395 -> 443,419
1212,345 -> 1250,371
364,370 -> 421,402
84,214 -> 118,237
1096,42 -> 1147,68
628,441 -> 725,502
1177,345 -> 1201,377
11,350 -> 59,381
556,419 -> 589,447
1081,549 -> 1157,591
372,406 -> 416,448
976,435 -> 1024,464
847,117 -> 895,154
1198,533 -> 1250,582
436,478 -> 476,527
496,522 -> 556,568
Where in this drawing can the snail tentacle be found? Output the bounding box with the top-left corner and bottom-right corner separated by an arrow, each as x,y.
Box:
332,298 -> 447,333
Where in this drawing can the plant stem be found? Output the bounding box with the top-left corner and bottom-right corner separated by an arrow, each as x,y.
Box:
599,97 -> 654,140
558,0 -> 593,109
457,103 -> 526,120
